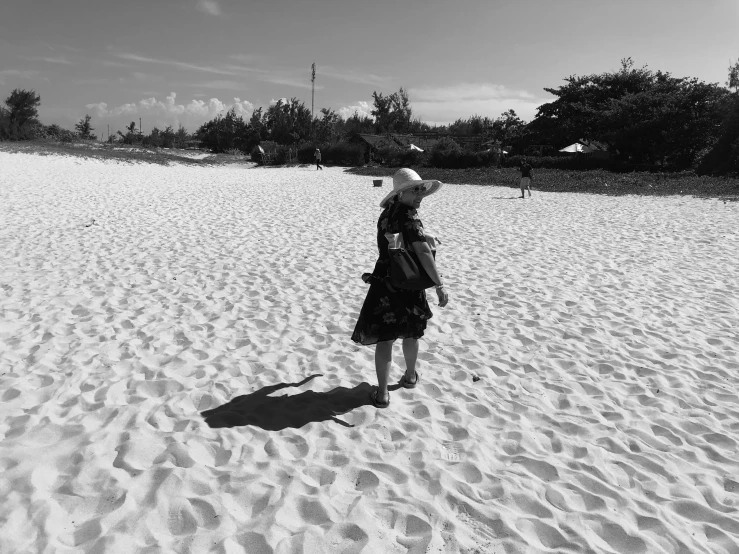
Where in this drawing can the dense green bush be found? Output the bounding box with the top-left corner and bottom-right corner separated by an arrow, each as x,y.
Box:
427,137 -> 499,169
298,142 -> 364,166
502,154 -> 664,173
429,137 -> 462,168
697,94 -> 739,176
373,146 -> 398,164
297,144 -> 315,164
326,142 -> 363,165
27,123 -> 78,142
374,146 -> 426,167
272,145 -> 297,165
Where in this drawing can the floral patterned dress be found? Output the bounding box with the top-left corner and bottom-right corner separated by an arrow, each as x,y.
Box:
351,202 -> 433,345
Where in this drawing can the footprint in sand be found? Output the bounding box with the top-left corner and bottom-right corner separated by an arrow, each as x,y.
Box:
650,424 -> 683,446
321,450 -> 350,468
444,424 -> 470,441
411,404 -> 431,420
515,518 -> 569,550
467,403 -> 491,418
153,442 -> 195,468
593,521 -> 647,553
449,462 -> 483,484
702,432 -> 737,449
439,441 -> 462,462
353,469 -> 380,492
166,498 -> 198,536
303,466 -> 337,487
724,479 -> 739,494
455,504 -> 507,544
188,498 -> 220,530
511,456 -> 560,482
368,462 -> 409,485
60,518 -> 103,548
323,523 -> 370,553
512,494 -> 554,519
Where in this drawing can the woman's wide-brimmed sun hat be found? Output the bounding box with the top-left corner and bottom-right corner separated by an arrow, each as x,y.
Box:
379,168 -> 443,208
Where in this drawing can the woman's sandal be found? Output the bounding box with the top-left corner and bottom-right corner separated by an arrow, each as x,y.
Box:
370,390 -> 390,409
400,371 -> 420,389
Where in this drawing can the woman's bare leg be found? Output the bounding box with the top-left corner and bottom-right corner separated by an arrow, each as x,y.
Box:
402,338 -> 419,383
375,340 -> 394,401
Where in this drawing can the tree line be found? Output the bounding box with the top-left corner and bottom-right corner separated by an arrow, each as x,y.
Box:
2,57 -> 738,173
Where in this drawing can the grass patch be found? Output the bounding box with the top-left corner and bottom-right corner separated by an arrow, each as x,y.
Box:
345,165 -> 739,201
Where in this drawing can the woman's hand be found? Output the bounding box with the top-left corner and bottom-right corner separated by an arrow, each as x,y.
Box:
436,285 -> 449,307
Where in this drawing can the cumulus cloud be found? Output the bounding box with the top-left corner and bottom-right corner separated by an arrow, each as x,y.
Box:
337,101 -> 373,120
408,83 -> 551,123
86,92 -> 254,131
196,0 -> 222,16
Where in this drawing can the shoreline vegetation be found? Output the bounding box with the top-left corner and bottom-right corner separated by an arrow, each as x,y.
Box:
4,140 -> 738,201
346,165 -> 739,201
0,140 -> 251,167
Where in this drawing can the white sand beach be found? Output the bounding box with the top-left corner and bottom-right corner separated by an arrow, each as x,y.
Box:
1,151 -> 739,554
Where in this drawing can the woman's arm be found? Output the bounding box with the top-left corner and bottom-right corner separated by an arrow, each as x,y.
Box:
410,241 -> 443,286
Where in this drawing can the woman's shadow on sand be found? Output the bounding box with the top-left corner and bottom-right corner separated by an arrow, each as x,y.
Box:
201,374 -> 394,430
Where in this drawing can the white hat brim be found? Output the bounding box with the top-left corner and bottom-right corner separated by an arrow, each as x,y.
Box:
379,180 -> 443,208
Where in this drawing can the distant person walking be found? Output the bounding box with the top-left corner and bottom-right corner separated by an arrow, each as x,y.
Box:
315,148 -> 323,170
519,158 -> 533,198
351,168 -> 449,409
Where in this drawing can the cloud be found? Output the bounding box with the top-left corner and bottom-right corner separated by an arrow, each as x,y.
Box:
76,77 -> 117,86
260,75 -> 317,90
222,63 -> 265,74
337,101 -> 373,120
132,72 -> 163,81
0,69 -> 41,85
99,59 -> 131,68
228,54 -> 266,65
23,56 -> 73,65
319,66 -> 389,87
407,83 -> 551,123
196,0 -> 222,16
251,64 -> 382,90
118,53 -> 239,76
192,80 -> 247,90
86,92 -> 255,131
410,83 -> 537,103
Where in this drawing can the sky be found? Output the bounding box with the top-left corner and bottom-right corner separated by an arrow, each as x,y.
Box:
1,0 -> 738,137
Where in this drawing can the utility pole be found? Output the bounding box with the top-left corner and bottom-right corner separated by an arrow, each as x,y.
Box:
311,62 -> 316,133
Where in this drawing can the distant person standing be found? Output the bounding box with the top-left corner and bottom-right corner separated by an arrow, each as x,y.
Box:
315,148 -> 323,170
519,158 -> 533,198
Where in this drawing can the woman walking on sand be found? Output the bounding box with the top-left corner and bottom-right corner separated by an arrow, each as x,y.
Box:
351,168 -> 449,408
519,157 -> 533,198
